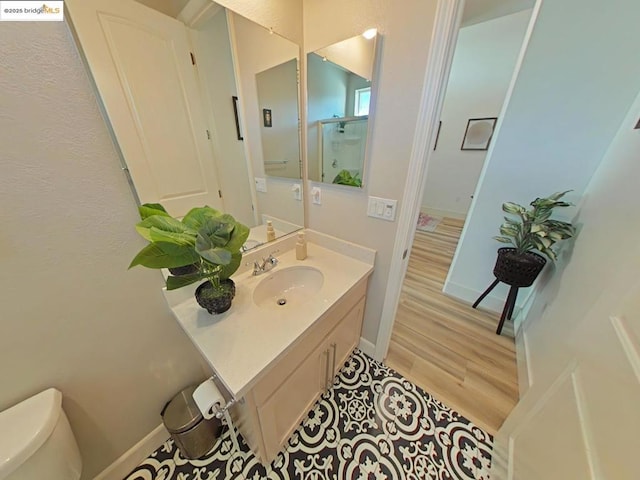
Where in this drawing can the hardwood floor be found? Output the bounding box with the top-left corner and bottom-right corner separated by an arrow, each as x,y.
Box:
385,217 -> 519,435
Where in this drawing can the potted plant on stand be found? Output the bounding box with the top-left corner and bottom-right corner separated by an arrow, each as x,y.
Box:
129,203 -> 249,315
473,191 -> 576,334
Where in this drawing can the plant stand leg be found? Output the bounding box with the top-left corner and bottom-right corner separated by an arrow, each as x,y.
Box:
496,285 -> 518,335
473,278 -> 501,309
506,287 -> 519,320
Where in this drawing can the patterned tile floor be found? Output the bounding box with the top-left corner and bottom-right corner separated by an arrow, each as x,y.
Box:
125,350 -> 492,479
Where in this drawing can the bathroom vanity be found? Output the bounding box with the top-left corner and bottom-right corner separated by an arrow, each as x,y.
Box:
163,231 -> 375,464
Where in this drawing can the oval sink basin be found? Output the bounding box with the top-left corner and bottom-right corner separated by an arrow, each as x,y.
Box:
253,266 -> 324,308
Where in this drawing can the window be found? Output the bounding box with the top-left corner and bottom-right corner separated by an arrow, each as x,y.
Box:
354,87 -> 371,116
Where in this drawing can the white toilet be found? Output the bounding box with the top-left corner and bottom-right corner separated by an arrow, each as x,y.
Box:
0,388 -> 82,480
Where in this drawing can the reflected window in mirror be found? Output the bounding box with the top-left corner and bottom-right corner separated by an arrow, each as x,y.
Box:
306,32 -> 380,188
354,87 -> 371,116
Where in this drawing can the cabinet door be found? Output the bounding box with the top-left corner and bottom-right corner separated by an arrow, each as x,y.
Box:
256,339 -> 329,462
328,297 -> 366,378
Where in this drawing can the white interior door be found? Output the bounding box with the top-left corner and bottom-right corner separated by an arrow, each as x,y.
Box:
66,0 -> 223,217
492,251 -> 640,479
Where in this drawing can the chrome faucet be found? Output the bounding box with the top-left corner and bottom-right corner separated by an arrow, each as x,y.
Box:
250,251 -> 279,275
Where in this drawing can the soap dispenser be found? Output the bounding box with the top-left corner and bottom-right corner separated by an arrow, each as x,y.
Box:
266,220 -> 276,242
296,231 -> 307,260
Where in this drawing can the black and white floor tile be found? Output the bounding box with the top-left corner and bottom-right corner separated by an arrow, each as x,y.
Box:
125,350 -> 492,480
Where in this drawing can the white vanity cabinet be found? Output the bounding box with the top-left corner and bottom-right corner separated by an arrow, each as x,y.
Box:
233,278 -> 368,464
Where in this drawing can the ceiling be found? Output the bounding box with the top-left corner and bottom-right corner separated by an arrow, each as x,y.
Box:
135,0 -> 536,27
461,0 -> 535,27
134,0 -> 190,18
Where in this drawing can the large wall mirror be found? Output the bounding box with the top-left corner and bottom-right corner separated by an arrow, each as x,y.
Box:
307,32 -> 380,188
66,0 -> 303,251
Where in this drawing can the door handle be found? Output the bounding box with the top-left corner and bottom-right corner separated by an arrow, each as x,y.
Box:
329,343 -> 337,387
324,348 -> 331,391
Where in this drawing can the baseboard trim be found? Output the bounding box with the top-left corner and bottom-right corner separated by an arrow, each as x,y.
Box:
420,206 -> 467,221
516,329 -> 533,397
442,280 -> 505,313
358,337 -> 376,359
93,424 -> 169,480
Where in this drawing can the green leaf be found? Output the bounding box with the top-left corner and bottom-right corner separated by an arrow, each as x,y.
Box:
129,242 -> 199,269
219,252 -> 242,279
225,222 -> 250,253
135,216 -> 195,243
166,273 -> 206,290
502,202 -> 524,214
199,218 -> 234,247
149,227 -> 196,245
532,209 -> 552,223
196,232 -> 232,265
332,169 -> 362,187
494,236 -> 513,244
549,190 -> 572,201
538,237 -> 552,248
182,206 -> 224,230
198,247 -> 232,265
138,203 -> 169,220
499,225 -> 518,237
540,247 -> 557,262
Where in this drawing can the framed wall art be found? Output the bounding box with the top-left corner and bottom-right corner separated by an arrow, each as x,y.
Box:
461,117 -> 497,151
263,108 -> 272,128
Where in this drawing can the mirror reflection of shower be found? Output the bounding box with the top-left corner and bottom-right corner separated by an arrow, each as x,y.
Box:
306,31 -> 380,188
319,116 -> 368,187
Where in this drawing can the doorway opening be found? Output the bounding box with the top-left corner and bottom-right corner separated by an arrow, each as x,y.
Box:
383,1 -> 536,434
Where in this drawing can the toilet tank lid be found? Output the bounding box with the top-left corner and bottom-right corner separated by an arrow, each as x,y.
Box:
0,388 -> 62,479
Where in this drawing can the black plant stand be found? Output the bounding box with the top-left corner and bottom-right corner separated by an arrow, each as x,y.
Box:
472,279 -> 520,335
476,248 -> 546,335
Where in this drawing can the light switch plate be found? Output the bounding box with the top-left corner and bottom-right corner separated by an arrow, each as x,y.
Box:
311,187 -> 322,205
255,177 -> 267,193
291,183 -> 302,201
368,196 -> 397,221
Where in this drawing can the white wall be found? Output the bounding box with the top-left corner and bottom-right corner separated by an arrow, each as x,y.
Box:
446,0 -> 640,307
258,178 -> 305,227
191,10 -> 255,227
491,85 -> 640,480
422,10 -> 531,219
0,22 -> 206,479
304,0 -> 438,343
519,86 -> 640,389
213,0 -> 302,45
315,34 -> 376,81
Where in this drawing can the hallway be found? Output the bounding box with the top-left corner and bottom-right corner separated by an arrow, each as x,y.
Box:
386,218 -> 519,434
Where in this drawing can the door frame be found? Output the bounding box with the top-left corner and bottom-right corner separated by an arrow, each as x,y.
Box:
373,0 -> 543,361
372,0 -> 465,361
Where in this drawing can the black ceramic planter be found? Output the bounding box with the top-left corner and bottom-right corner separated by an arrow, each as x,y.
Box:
195,279 -> 236,315
493,247 -> 546,287
168,264 -> 199,276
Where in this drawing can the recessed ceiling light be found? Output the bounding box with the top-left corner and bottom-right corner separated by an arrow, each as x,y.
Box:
362,28 -> 377,40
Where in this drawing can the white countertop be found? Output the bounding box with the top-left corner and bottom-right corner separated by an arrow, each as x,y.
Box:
164,237 -> 374,399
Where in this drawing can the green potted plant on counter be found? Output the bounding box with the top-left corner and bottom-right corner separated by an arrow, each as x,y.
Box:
129,203 -> 249,315
493,190 -> 576,286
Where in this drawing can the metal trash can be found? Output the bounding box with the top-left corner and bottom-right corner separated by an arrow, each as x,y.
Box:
161,385 -> 223,459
